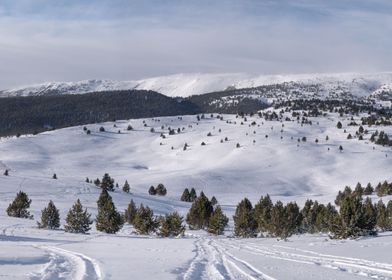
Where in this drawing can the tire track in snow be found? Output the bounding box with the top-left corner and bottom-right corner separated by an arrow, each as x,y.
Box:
219,239 -> 392,280
182,237 -> 276,280
31,246 -> 102,280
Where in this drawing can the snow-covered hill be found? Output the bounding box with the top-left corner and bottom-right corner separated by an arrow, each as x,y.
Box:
2,72 -> 392,99
1,111 -> 392,279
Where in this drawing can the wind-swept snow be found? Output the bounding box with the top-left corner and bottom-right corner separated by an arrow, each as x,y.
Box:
0,112 -> 392,279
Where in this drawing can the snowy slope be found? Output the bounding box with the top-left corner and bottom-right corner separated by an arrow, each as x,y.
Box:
0,111 -> 392,279
2,72 -> 392,98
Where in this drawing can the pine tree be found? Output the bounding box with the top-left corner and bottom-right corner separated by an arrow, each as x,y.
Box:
64,199 -> 92,233
363,183 -> 374,195
189,188 -> 197,202
148,186 -> 157,195
186,192 -> 213,230
97,189 -> 110,209
254,195 -> 273,234
180,188 -> 191,202
94,178 -> 101,187
208,206 -> 228,235
96,192 -> 123,234
158,212 -> 185,237
38,200 -> 60,229
6,191 -> 33,218
122,180 -> 130,193
283,202 -> 302,239
100,173 -> 115,191
133,204 -> 158,234
376,200 -> 392,231
52,173 -> 57,179
362,197 -> 377,235
269,201 -> 286,238
210,196 -> 218,206
124,200 -> 137,225
233,198 -> 257,237
156,183 -> 167,196
4,169 -> 9,176
337,121 -> 342,129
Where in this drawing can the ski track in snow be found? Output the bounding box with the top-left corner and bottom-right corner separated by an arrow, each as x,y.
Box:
30,246 -> 102,280
182,237 -> 276,280
217,239 -> 392,280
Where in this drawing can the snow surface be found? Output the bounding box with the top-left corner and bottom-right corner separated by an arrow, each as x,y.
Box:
2,72 -> 392,98
0,112 -> 392,279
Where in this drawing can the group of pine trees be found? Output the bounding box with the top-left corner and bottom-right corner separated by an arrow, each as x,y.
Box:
148,183 -> 167,196
233,187 -> 392,239
7,191 -> 92,233
185,191 -> 228,235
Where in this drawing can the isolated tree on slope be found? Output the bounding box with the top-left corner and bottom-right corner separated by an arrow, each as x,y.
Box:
96,190 -> 123,233
6,191 -> 33,219
64,199 -> 92,233
38,200 -> 60,229
208,206 -> 229,235
122,180 -> 130,193
233,198 -> 257,237
158,212 -> 185,237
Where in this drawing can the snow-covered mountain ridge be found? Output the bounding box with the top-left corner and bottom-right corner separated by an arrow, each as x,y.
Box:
2,72 -> 392,99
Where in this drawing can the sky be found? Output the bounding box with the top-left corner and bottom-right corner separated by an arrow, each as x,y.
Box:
0,0 -> 392,89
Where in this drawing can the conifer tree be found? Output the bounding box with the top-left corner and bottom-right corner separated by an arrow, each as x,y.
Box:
186,192 -> 213,230
133,204 -> 158,234
189,188 -> 197,202
52,173 -> 57,179
283,202 -> 302,238
208,206 -> 228,235
254,195 -> 273,233
158,212 -> 185,237
38,200 -> 60,229
124,199 -> 137,225
64,199 -> 92,233
148,186 -> 157,195
100,173 -> 115,191
233,198 -> 257,237
4,169 -> 9,176
376,200 -> 392,231
6,191 -> 33,218
156,184 -> 167,196
96,191 -> 123,233
181,188 -> 190,202
122,180 -> 130,193
363,183 -> 374,195
210,196 -> 218,206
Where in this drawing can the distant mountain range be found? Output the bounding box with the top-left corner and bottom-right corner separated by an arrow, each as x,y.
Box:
1,72 -> 392,99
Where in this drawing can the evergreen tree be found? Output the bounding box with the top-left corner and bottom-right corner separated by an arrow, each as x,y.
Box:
52,173 -> 57,179
158,212 -> 185,237
148,186 -> 157,195
210,196 -> 218,206
208,206 -> 228,235
38,200 -> 60,229
4,169 -> 9,176
189,188 -> 197,202
133,204 -> 158,234
156,183 -> 167,196
337,121 -> 342,129
254,195 -> 273,233
96,191 -> 123,233
97,189 -> 110,209
362,197 -> 377,235
180,188 -> 191,202
283,202 -> 302,238
100,173 -> 115,191
94,178 -> 100,187
122,180 -> 130,193
186,192 -> 213,230
124,200 -> 137,225
376,200 -> 392,231
233,198 -> 257,237
6,191 -> 33,218
64,199 -> 92,233
363,183 -> 374,195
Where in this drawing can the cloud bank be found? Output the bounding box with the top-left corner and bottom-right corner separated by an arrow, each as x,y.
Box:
0,0 -> 391,88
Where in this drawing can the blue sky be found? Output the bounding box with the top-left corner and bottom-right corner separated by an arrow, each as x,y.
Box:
0,0 -> 392,88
